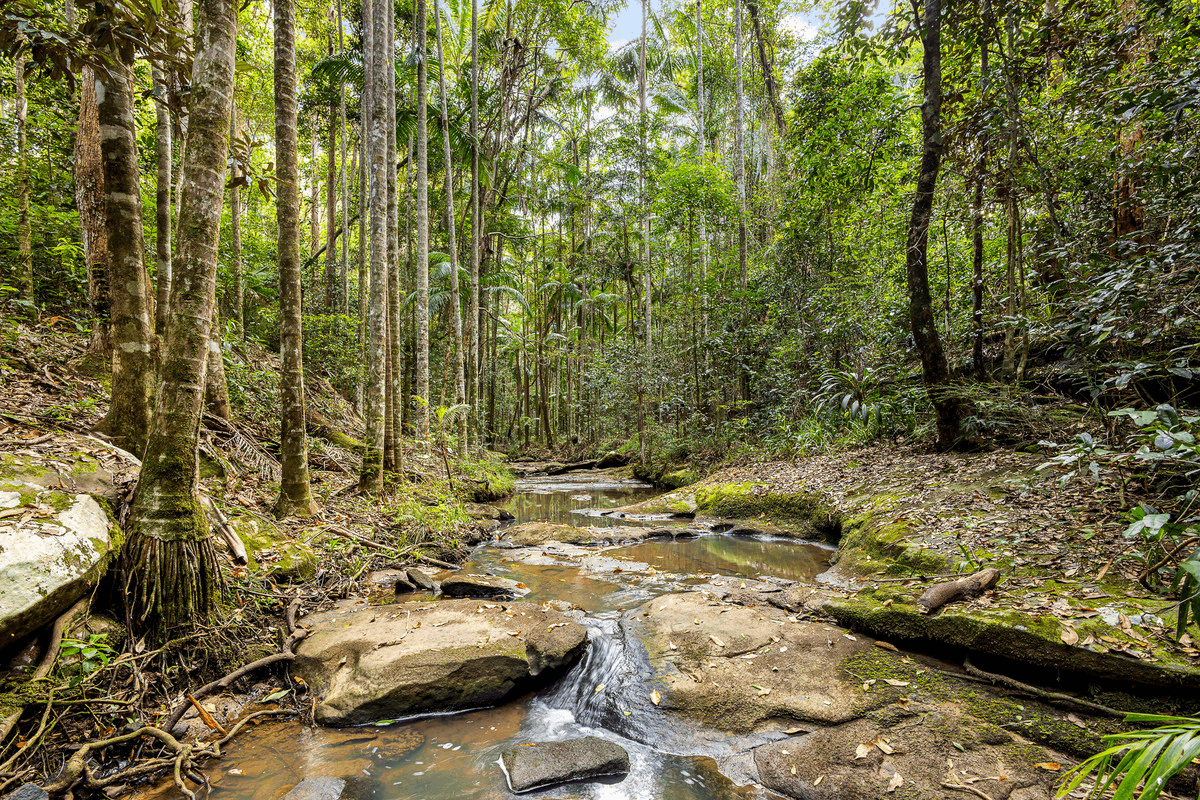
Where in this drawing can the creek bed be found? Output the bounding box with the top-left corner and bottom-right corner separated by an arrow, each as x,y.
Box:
146,471 -> 831,800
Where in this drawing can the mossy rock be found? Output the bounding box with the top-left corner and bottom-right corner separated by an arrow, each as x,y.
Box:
268,541 -> 318,582
837,516 -> 951,576
694,481 -> 838,539
660,469 -> 698,490
229,514 -> 315,579
824,593 -> 1200,691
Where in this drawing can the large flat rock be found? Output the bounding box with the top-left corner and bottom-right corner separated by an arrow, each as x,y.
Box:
292,599 -> 588,725
631,592 -> 878,733
1,452 -> 117,647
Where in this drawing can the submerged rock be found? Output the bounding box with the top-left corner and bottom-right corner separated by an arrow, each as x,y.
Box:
292,599 -> 587,724
500,737 -> 630,793
282,777 -> 347,800
406,568 -> 436,591
1,452 -> 117,647
439,574 -> 530,599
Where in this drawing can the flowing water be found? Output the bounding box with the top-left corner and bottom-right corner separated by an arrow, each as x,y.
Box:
150,471 -> 832,800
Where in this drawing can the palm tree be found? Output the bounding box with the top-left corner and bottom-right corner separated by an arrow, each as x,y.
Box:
273,0 -> 319,517
435,1 -> 468,455
124,0 -> 239,630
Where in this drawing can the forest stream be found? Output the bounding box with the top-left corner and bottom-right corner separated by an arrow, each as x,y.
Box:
154,471 -> 836,800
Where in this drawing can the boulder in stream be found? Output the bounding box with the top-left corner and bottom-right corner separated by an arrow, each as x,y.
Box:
292,599 -> 587,724
282,777 -> 347,800
406,568 -> 436,591
500,736 -> 630,793
439,574 -> 530,599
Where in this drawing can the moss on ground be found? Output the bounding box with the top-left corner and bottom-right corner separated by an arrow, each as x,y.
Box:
457,452 -> 516,501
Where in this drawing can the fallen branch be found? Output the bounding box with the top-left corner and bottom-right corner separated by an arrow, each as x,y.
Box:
418,554 -> 460,571
203,498 -> 247,564
962,657 -> 1128,719
915,568 -> 1001,614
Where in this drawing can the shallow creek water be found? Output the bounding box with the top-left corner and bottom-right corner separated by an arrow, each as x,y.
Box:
167,472 -> 834,800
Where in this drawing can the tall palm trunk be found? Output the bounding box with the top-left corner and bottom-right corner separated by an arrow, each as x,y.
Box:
152,66 -> 172,346
97,57 -> 155,455
123,0 -> 238,630
77,64 -> 111,357
414,0 -> 431,441
16,56 -> 33,307
359,0 -> 391,491
468,0 -> 481,451
272,0 -> 319,517
435,7 -> 468,455
386,0 -> 402,470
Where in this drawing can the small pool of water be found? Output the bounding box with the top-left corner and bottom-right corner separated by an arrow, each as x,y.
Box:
501,473 -> 660,527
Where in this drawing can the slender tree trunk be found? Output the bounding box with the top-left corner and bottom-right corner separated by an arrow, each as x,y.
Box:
468,0 -> 481,452
906,0 -> 967,450
338,0 -> 351,314
388,0 -> 403,471
123,0 -> 237,631
435,8 -> 468,455
359,0 -> 390,491
695,0 -> 709,404
972,36 -> 987,380
310,132 -> 320,255
78,65 -> 111,357
204,308 -> 231,419
273,0 -> 319,517
357,119 -> 368,413
744,0 -> 784,135
325,94 -> 339,310
415,0 -> 431,441
229,103 -> 243,337
97,58 -> 155,456
732,0 -> 748,294
16,56 -> 33,306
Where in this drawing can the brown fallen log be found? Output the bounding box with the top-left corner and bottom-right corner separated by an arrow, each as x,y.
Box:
542,460 -> 599,476
915,568 -> 1001,614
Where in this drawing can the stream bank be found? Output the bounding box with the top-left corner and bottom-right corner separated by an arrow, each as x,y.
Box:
123,464 -> 1200,800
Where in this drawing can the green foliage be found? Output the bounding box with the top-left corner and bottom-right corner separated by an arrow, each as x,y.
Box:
303,313 -> 360,400
58,634 -> 118,686
1057,714 -> 1200,800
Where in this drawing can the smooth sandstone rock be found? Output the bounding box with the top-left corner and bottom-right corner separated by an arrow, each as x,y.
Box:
439,574 -> 530,599
292,599 -> 587,725
0,457 -> 116,647
281,777 -> 346,800
501,737 -> 630,793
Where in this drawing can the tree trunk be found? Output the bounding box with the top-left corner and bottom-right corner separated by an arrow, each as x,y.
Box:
15,56 -> 33,308
229,103 -> 243,337
123,0 -> 238,631
204,308 -> 231,419
386,0 -> 402,471
732,0 -> 748,294
272,0 -> 319,518
468,0 -> 481,452
744,0 -> 785,135
906,0 -> 967,450
310,132 -> 320,255
325,91 -> 338,311
359,0 -> 390,491
338,0 -> 350,314
97,58 -> 155,456
435,8 -> 468,455
414,0 -> 431,441
152,66 -> 172,346
971,35 -> 987,380
77,65 -> 111,357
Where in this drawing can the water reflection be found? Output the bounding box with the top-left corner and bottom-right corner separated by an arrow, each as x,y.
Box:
610,535 -> 832,584
502,473 -> 659,527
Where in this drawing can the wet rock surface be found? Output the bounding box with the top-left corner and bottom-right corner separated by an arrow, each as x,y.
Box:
292,599 -> 587,724
281,776 -> 347,800
439,574 -> 531,599
500,736 -> 630,792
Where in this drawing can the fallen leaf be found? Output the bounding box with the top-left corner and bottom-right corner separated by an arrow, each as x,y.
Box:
709,635 -> 726,647
874,737 -> 895,755
650,689 -> 661,706
883,679 -> 910,687
887,773 -> 903,792
813,775 -> 824,785
1034,762 -> 1061,771
1066,714 -> 1086,729
594,683 -> 606,693
1060,627 -> 1079,646
855,742 -> 873,760
754,685 -> 771,697
874,641 -> 899,652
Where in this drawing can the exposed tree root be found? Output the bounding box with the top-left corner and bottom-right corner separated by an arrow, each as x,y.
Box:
916,568 -> 1001,614
962,657 -> 1129,719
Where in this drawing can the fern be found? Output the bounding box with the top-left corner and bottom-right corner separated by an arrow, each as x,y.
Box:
1057,714 -> 1200,800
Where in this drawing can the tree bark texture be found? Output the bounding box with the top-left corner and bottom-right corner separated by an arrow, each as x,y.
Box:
153,66 -> 173,346
468,0 -> 481,451
415,0 -> 431,441
76,65 -> 111,357
97,59 -> 156,456
16,55 -> 33,306
124,0 -> 238,631
325,95 -> 338,310
385,0 -> 401,471
744,1 -> 785,135
229,103 -> 244,336
359,0 -> 390,491
273,0 -> 319,518
905,0 -> 967,450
